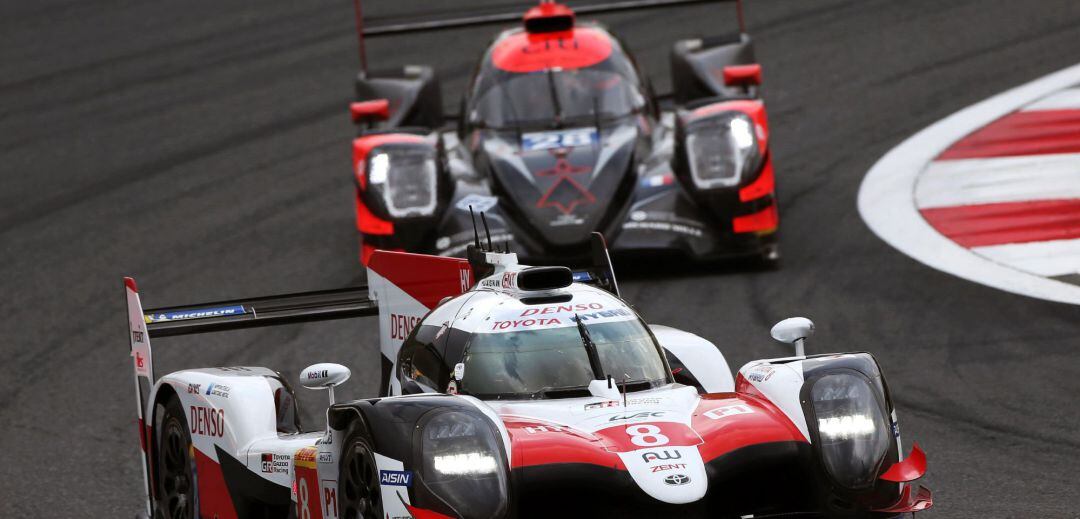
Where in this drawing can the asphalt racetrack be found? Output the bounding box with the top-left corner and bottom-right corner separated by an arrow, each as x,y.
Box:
2,0 -> 1080,516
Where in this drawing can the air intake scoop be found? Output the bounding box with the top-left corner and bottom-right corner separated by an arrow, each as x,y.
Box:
517,266 -> 574,291
523,2 -> 575,33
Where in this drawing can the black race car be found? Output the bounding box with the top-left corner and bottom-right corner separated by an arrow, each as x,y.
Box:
349,0 -> 780,266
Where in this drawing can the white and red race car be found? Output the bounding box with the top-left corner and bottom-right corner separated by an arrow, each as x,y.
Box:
126,233 -> 931,519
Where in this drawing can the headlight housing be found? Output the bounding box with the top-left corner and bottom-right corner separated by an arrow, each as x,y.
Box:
418,409 -> 509,518
360,143 -> 438,218
809,372 -> 890,490
684,112 -> 760,190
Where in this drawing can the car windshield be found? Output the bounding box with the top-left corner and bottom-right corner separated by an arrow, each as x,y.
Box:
470,64 -> 639,129
459,318 -> 669,399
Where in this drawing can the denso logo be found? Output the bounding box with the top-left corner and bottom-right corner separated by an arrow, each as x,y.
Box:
190,406 -> 224,437
390,314 -> 420,340
641,450 -> 682,462
520,302 -> 602,316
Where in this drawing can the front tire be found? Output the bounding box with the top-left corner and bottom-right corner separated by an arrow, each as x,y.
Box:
156,397 -> 195,519
339,431 -> 384,519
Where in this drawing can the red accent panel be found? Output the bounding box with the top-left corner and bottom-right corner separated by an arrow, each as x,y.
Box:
691,393 -> 808,464
352,133 -> 426,190
874,484 -> 933,513
690,99 -> 770,152
880,443 -> 928,482
138,418 -> 148,452
920,198 -> 1080,247
367,250 -> 473,310
732,204 -> 778,233
193,448 -> 239,519
294,449 -> 324,519
502,416 -> 623,469
350,99 -> 390,123
355,190 -> 393,236
405,503 -> 455,519
722,64 -> 762,86
492,27 -> 612,73
593,421 -> 703,452
938,109 -> 1080,160
361,243 -> 376,266
124,277 -> 138,292
739,158 -> 775,202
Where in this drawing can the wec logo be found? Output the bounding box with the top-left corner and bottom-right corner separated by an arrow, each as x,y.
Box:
609,411 -> 664,422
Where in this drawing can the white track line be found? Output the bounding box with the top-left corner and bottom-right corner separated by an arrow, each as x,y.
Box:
915,153 -> 1080,209
972,238 -> 1080,278
1023,88 -> 1080,111
857,62 -> 1080,305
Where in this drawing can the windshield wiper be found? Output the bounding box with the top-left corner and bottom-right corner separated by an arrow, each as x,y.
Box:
530,385 -> 592,399
575,314 -> 605,381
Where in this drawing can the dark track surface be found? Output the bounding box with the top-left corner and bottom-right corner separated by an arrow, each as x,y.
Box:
3,0 -> 1080,516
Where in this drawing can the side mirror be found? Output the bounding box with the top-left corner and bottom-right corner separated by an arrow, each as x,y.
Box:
400,378 -> 425,395
722,63 -> 762,87
300,363 -> 351,405
770,317 -> 814,357
350,99 -> 390,124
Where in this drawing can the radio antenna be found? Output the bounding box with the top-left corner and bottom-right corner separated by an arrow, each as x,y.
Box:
469,206 -> 481,248
480,212 -> 493,251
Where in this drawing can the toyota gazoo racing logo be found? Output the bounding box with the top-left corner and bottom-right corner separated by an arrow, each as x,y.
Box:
663,473 -> 691,486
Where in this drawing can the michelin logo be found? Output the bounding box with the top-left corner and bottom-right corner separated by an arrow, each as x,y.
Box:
145,305 -> 247,323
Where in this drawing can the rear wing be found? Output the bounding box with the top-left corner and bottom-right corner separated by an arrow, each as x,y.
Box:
123,250 -> 472,517
352,0 -> 747,74
142,285 -> 377,338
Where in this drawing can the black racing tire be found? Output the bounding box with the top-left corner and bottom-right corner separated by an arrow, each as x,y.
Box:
339,430 -> 384,519
155,396 -> 195,519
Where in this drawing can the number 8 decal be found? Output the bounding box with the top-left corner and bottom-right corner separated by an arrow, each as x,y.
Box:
627,424 -> 669,447
298,477 -> 311,519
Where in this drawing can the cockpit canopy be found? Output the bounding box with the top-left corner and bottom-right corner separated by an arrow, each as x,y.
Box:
466,24 -> 648,130
397,286 -> 672,400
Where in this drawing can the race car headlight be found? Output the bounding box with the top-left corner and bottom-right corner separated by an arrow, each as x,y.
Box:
810,372 -> 890,490
363,144 -> 438,218
684,112 -> 760,190
419,410 -> 508,518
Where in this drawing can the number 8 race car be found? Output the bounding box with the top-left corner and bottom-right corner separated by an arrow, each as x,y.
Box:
126,234 -> 932,519
348,0 -> 781,267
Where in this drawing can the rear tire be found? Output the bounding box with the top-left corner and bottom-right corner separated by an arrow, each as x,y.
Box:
339,431 -> 384,519
156,397 -> 195,519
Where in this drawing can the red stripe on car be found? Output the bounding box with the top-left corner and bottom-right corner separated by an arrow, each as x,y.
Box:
732,204 -> 778,234
193,448 -> 239,519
